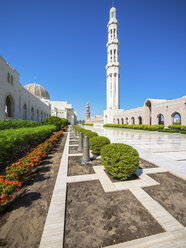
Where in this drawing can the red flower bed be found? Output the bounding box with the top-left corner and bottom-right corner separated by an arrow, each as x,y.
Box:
0,130 -> 63,205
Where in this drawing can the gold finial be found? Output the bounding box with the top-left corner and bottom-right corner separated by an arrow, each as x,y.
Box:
34,76 -> 37,84
34,77 -> 37,94
112,0 -> 114,7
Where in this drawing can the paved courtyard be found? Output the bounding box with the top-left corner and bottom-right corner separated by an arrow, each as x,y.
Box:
84,126 -> 186,179
39,126 -> 186,248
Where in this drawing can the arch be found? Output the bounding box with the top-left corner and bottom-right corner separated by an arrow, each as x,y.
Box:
117,118 -> 119,124
157,114 -> 164,125
31,107 -> 34,120
7,72 -> 10,83
37,109 -> 39,121
131,117 -> 135,124
23,103 -> 27,120
113,118 -> 115,124
121,118 -> 124,124
5,95 -> 14,117
11,75 -> 13,85
171,112 -> 181,125
138,116 -> 142,125
41,111 -> 43,122
126,117 -> 129,124
145,100 -> 152,125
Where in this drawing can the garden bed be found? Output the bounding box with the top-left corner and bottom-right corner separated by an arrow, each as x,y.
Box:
69,146 -> 80,154
70,134 -> 78,140
143,172 -> 186,226
69,141 -> 78,145
0,133 -> 67,248
67,156 -> 100,176
139,158 -> 158,169
64,180 -> 164,248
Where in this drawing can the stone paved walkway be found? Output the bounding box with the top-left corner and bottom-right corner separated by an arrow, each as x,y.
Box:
40,127 -> 186,248
83,126 -> 186,180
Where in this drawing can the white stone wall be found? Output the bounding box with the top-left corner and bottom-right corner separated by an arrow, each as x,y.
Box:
113,96 -> 186,127
86,115 -> 104,124
0,56 -> 51,122
50,101 -> 76,124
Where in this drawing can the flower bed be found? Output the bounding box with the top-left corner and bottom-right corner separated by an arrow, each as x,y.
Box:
0,130 -> 63,205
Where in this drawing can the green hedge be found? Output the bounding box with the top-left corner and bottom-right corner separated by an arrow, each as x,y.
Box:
158,129 -> 186,134
61,118 -> 68,128
103,124 -> 164,131
101,143 -> 139,180
168,124 -> 186,131
0,119 -> 41,130
0,125 -> 57,166
73,125 -> 98,139
43,116 -> 68,130
83,123 -> 93,126
89,136 -> 110,155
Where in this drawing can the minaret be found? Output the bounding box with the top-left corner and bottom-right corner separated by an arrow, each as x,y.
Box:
106,6 -> 120,110
85,102 -> 90,122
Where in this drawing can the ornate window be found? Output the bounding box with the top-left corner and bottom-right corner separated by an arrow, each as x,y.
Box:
31,107 -> 34,120
5,95 -> 14,117
23,104 -> 27,120
11,75 -> 13,85
7,72 -> 10,83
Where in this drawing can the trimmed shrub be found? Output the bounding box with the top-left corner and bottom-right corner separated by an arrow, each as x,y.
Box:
101,143 -> 139,180
61,118 -> 68,128
83,130 -> 98,139
73,125 -> 98,138
0,119 -> 41,130
89,136 -> 110,155
43,116 -> 63,130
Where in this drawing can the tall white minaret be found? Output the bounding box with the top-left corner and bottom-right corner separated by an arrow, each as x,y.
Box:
106,6 -> 120,110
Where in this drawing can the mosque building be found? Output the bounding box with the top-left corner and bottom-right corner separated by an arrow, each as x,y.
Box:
0,56 -> 77,124
85,6 -> 186,127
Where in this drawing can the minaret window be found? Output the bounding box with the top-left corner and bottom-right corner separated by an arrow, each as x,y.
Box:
110,29 -> 112,39
110,74 -> 112,97
114,49 -> 116,62
114,29 -> 116,39
110,50 -> 112,62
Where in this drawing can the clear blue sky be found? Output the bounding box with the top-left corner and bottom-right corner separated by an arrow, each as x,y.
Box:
1,0 -> 186,120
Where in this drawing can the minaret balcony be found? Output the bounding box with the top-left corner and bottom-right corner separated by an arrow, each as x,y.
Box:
107,20 -> 118,28
107,40 -> 120,48
106,62 -> 120,69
